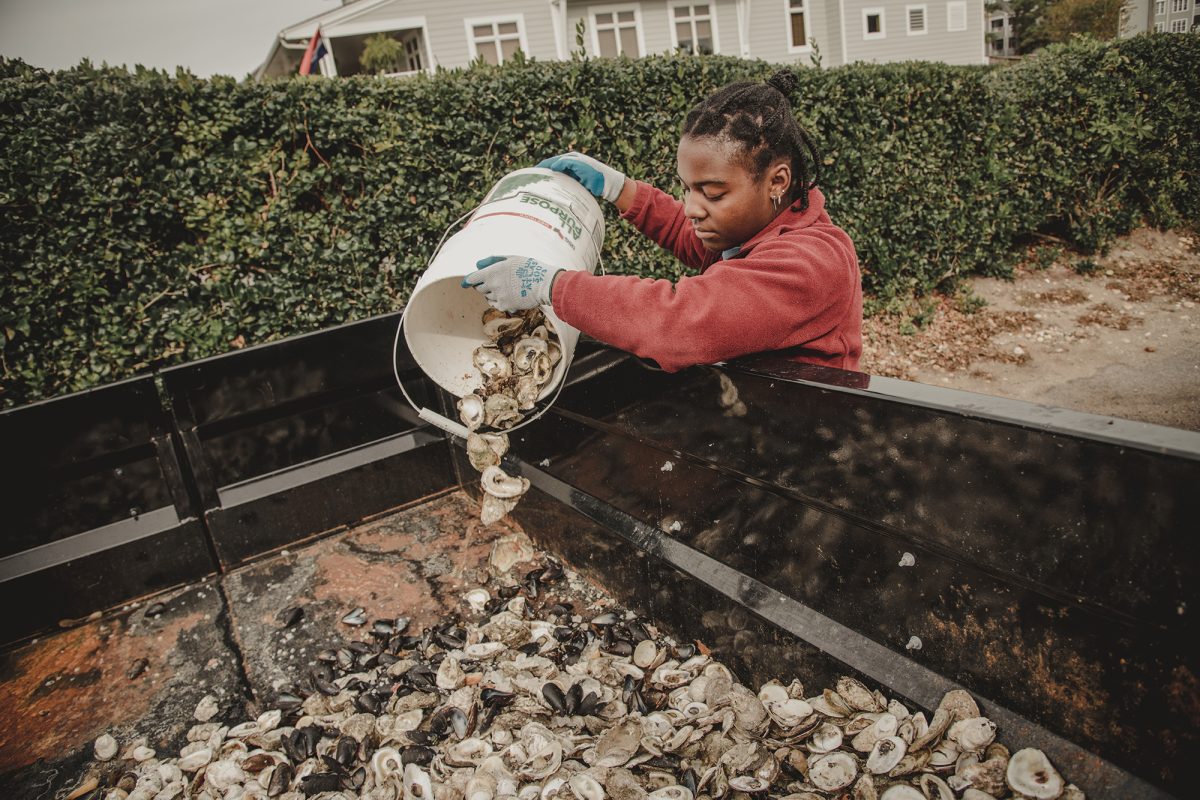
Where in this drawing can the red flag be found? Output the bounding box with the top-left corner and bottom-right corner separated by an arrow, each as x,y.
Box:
299,28 -> 326,75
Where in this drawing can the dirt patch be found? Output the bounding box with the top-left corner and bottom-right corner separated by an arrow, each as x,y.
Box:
1076,302 -> 1142,331
861,228 -> 1200,431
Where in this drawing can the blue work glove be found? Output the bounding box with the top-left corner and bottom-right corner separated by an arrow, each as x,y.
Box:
537,152 -> 626,204
462,255 -> 565,312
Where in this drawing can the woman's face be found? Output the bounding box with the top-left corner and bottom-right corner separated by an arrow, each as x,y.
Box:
677,135 -> 790,253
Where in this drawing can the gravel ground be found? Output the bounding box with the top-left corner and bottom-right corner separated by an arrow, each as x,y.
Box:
861,228 -> 1200,431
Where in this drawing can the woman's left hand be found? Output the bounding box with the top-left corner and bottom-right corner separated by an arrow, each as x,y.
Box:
462,255 -> 565,312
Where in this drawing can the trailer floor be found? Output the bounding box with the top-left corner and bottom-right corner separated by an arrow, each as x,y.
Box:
0,490 -> 530,798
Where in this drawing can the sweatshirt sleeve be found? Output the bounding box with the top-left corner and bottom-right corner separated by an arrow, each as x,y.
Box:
551,227 -> 857,373
619,180 -> 717,272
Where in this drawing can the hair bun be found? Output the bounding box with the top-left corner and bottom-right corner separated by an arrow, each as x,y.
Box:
766,70 -> 798,99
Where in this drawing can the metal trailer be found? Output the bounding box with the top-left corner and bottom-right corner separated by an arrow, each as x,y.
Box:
0,311 -> 1195,798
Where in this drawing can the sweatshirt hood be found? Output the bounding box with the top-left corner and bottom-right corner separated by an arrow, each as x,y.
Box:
733,187 -> 828,257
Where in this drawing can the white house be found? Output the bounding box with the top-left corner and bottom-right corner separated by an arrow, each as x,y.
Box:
1121,0 -> 1200,35
256,0 -> 987,79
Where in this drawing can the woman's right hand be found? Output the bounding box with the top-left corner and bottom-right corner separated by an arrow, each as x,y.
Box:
537,152 -> 626,204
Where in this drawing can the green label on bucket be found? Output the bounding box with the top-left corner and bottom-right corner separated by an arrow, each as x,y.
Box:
518,193 -> 583,241
493,172 -> 552,198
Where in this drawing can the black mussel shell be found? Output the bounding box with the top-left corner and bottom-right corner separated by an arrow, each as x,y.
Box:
313,676 -> 339,697
354,692 -> 382,714
335,649 -> 354,671
521,574 -> 539,598
553,626 -> 574,641
540,561 -> 564,582
605,639 -> 634,657
644,753 -> 681,770
673,643 -> 697,659
406,664 -> 438,692
377,652 -> 400,668
335,735 -> 359,766
300,772 -> 342,794
319,754 -> 346,775
300,725 -> 324,759
590,611 -> 620,626
405,730 -> 434,746
144,602 -> 167,617
542,682 -> 568,714
393,615 -> 411,634
546,602 -> 573,618
565,682 -> 584,715
518,641 -> 542,656
621,675 -> 638,704
243,752 -> 275,772
629,690 -> 649,715
282,730 -> 306,763
347,640 -> 372,655
268,762 -> 294,796
430,705 -> 471,739
780,755 -> 804,779
496,584 -> 520,600
349,766 -> 367,790
341,607 -> 367,626
279,606 -> 304,628
680,768 -> 699,795
625,620 -> 651,642
436,624 -> 467,650
372,620 -> 395,637
316,648 -> 339,663
400,745 -> 435,766
312,662 -> 334,683
480,688 -> 515,708
578,691 -> 600,717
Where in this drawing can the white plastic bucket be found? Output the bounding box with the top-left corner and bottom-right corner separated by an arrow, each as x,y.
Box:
397,168 -> 605,436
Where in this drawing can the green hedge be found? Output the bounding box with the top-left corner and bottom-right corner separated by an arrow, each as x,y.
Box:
1,35 -> 1197,407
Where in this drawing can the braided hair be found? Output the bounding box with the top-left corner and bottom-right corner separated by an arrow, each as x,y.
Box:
682,70 -> 821,212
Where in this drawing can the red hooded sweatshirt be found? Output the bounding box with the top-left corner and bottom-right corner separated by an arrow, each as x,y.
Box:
550,180 -> 862,373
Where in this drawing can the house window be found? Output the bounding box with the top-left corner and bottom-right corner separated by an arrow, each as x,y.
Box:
1154,21 -> 1166,30
787,0 -> 809,51
1171,0 -> 1188,12
907,5 -> 928,34
591,5 -> 643,57
863,8 -> 886,39
404,36 -> 423,72
1156,0 -> 1166,13
1170,17 -> 1188,30
992,38 -> 1004,52
991,17 -> 1005,29
947,1 -> 968,31
670,3 -> 718,54
466,17 -> 526,64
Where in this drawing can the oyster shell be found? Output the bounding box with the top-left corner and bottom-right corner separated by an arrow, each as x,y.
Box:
458,394 -> 486,431
1005,748 -> 1064,799
808,751 -> 858,792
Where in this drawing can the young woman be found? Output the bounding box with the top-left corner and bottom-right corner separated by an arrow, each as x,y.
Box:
463,70 -> 862,373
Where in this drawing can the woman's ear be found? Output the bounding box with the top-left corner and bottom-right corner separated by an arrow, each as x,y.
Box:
768,160 -> 792,199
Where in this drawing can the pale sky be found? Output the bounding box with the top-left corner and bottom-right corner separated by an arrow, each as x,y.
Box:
0,0 -> 340,78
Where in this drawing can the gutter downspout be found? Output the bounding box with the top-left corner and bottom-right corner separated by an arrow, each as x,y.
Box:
735,0 -> 751,58
839,0 -> 848,66
550,0 -> 568,60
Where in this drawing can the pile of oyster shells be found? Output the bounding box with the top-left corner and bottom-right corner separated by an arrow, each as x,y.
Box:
77,558 -> 1083,800
456,309 -> 561,525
